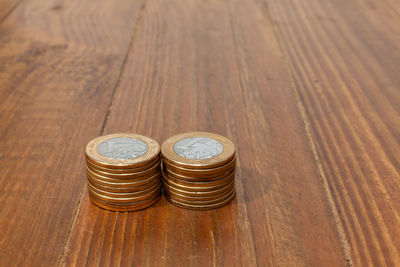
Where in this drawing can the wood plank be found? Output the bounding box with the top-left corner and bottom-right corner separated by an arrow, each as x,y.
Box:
62,0 -> 347,266
0,0 -> 144,265
262,0 -> 400,265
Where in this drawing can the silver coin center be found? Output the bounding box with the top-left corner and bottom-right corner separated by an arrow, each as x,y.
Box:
97,137 -> 148,160
173,137 -> 223,160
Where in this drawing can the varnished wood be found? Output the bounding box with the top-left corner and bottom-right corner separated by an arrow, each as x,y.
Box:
0,0 -> 21,21
1,0 -> 399,266
0,0 -> 144,265
62,0 -> 345,266
261,0 -> 400,265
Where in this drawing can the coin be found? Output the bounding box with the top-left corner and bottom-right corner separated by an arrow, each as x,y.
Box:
89,194 -> 162,212
163,180 -> 235,198
87,161 -> 160,180
165,186 -> 235,205
165,191 -> 236,211
162,155 -> 236,179
161,132 -> 236,169
86,155 -> 160,174
86,133 -> 160,169
164,168 -> 235,187
88,179 -> 161,198
87,172 -> 161,188
87,178 -> 160,193
88,183 -> 162,203
162,174 -> 234,193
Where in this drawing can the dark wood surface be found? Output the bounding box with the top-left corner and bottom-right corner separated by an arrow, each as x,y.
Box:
0,0 -> 398,266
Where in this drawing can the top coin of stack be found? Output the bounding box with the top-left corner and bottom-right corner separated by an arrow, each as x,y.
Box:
161,132 -> 237,210
85,133 -> 162,212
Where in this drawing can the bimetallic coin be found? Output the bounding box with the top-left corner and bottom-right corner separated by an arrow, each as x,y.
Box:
87,178 -> 159,193
162,156 -> 236,179
86,155 -> 160,174
165,186 -> 235,205
86,133 -> 160,169
88,179 -> 161,198
162,173 -> 234,192
164,168 -> 236,187
165,191 -> 236,211
88,183 -> 161,203
89,194 -> 161,212
87,161 -> 160,180
87,172 -> 161,188
161,132 -> 236,169
163,180 -> 235,198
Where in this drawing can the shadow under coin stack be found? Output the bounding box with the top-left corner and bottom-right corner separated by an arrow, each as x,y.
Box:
85,133 -> 162,211
161,132 -> 236,210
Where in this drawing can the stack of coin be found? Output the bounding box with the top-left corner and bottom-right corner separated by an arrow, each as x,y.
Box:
161,132 -> 236,210
85,133 -> 162,211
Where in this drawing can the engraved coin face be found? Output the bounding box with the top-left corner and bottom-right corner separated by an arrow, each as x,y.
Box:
97,137 -> 148,160
173,137 -> 223,160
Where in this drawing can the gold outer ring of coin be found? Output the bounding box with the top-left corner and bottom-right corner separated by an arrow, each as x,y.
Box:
164,168 -> 236,186
162,155 -> 236,178
86,155 -> 160,174
165,186 -> 236,205
165,191 -> 236,211
161,132 -> 236,169
87,172 -> 161,188
87,161 -> 160,180
87,177 -> 160,193
163,180 -> 235,199
88,183 -> 162,203
88,179 -> 161,198
89,194 -> 161,212
86,133 -> 160,169
162,177 -> 235,193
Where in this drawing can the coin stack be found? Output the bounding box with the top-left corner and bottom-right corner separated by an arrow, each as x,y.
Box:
85,133 -> 162,212
161,132 -> 236,210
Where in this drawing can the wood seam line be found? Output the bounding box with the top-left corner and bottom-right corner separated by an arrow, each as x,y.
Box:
56,1 -> 149,266
251,1 -> 354,266
226,3 -> 261,266
0,0 -> 25,23
99,0 -> 148,135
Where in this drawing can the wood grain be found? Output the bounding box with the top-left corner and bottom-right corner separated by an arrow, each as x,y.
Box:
62,0 -> 347,266
0,0 -> 22,21
0,0 -> 144,265
261,0 -> 400,265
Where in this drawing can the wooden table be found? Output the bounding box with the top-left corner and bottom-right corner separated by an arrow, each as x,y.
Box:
1,0 -> 399,266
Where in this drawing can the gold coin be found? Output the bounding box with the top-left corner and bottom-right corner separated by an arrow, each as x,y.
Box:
162,155 -> 236,179
86,155 -> 160,174
86,133 -> 160,169
88,183 -> 161,203
87,178 -> 159,193
165,186 -> 235,205
161,132 -> 236,169
87,161 -> 160,180
88,179 -> 161,198
163,180 -> 235,198
165,191 -> 236,211
89,194 -> 161,212
162,171 -> 234,191
164,167 -> 236,185
87,172 -> 161,188
162,176 -> 234,194
86,167 -> 160,184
